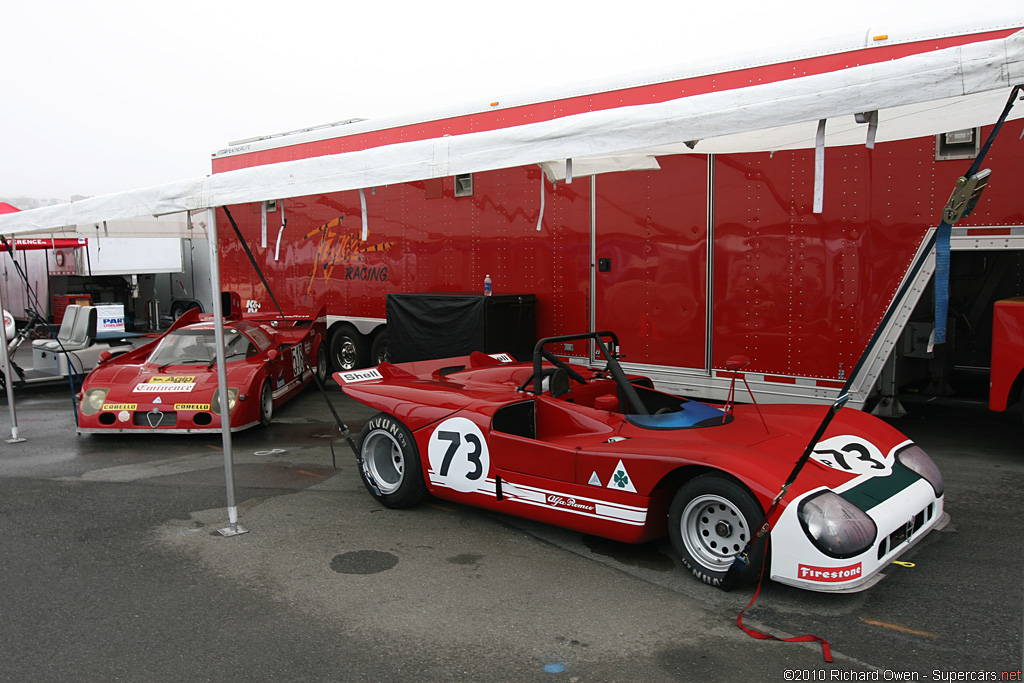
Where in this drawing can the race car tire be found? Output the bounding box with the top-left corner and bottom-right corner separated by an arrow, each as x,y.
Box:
357,412 -> 426,509
329,324 -> 366,373
315,344 -> 329,385
668,473 -> 766,589
259,380 -> 274,427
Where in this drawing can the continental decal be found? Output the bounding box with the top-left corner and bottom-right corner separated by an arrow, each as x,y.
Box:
304,216 -> 394,294
103,403 -> 137,410
174,403 -> 211,411
149,376 -> 196,383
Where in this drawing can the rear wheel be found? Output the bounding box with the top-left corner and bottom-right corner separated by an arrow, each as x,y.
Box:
329,324 -> 366,372
668,474 -> 766,589
259,380 -> 274,427
316,344 -> 328,384
357,413 -> 426,508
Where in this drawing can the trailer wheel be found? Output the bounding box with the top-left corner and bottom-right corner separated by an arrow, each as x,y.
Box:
668,474 -> 766,589
370,328 -> 389,366
357,413 -> 426,508
170,301 -> 201,320
328,324 -> 367,372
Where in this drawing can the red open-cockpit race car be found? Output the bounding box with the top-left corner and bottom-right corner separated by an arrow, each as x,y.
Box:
335,331 -> 946,592
77,305 -> 327,434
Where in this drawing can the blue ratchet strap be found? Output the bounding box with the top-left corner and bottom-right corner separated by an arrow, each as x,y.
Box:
934,84 -> 1021,344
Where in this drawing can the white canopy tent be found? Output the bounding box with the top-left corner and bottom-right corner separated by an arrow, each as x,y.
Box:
2,26 -> 1022,532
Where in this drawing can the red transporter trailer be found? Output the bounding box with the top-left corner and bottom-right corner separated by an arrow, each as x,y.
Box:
210,19 -> 1024,413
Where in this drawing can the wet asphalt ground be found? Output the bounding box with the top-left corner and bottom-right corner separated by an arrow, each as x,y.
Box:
0,382 -> 1021,682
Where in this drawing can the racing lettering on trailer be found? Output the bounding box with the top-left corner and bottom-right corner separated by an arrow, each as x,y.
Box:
810,435 -> 891,475
303,217 -> 394,295
427,417 -> 490,494
246,300 -> 261,313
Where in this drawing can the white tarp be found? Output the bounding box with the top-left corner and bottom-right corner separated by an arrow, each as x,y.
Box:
1,28 -> 1022,237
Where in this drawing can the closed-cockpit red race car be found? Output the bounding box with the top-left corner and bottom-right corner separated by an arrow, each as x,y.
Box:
77,305 -> 327,434
335,332 -> 946,592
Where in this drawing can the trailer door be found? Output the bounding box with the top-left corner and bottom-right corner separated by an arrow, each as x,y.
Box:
593,155 -> 710,372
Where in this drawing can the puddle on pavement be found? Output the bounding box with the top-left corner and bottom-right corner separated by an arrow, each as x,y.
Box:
330,550 -> 399,575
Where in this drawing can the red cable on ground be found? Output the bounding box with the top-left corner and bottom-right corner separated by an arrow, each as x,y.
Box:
735,553 -> 833,662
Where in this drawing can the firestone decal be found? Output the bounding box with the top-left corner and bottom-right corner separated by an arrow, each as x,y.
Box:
304,216 -> 394,294
798,562 -> 863,582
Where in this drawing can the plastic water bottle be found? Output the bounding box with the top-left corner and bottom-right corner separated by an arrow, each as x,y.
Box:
484,274 -> 492,296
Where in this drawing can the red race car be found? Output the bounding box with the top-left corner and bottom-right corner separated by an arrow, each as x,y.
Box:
335,331 -> 946,592
77,305 -> 327,434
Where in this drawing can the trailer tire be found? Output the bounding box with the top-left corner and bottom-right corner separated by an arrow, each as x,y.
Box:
357,413 -> 426,508
668,474 -> 766,590
370,328 -> 389,366
328,324 -> 367,372
170,301 -> 201,320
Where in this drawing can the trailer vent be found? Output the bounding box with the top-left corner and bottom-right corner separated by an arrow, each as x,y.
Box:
935,128 -> 979,161
454,173 -> 474,197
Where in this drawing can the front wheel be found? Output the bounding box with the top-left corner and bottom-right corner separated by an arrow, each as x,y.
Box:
668,474 -> 766,589
357,413 -> 426,508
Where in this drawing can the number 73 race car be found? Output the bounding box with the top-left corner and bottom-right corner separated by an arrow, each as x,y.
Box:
76,305 -> 327,434
335,331 -> 946,592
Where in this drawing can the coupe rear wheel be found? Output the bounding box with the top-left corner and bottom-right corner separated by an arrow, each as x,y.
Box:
357,413 -> 426,508
669,474 -> 766,589
316,344 -> 328,384
259,380 -> 273,427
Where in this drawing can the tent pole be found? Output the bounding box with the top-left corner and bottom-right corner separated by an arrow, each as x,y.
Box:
0,278 -> 25,443
207,207 -> 247,536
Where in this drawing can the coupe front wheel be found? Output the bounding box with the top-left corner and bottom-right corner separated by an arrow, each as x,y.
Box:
668,474 -> 766,589
357,413 -> 426,509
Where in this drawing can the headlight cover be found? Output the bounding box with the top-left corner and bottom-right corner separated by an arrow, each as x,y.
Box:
81,388 -> 110,416
897,445 -> 944,497
211,388 -> 239,415
798,490 -> 877,558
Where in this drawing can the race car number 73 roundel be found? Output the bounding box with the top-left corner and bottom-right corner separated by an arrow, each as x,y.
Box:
427,417 -> 490,493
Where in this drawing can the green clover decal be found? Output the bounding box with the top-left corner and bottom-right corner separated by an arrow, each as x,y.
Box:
613,471 -> 629,488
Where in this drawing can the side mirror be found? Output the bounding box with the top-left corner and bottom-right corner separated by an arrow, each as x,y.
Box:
98,350 -> 114,364
267,349 -> 279,361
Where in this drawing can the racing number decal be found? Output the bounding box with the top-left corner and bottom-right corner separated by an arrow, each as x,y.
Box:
291,346 -> 305,378
427,417 -> 490,493
811,435 -> 891,475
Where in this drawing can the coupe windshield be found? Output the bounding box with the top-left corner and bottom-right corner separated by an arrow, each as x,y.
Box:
147,328 -> 256,368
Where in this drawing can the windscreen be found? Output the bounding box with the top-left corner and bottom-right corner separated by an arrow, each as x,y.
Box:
147,328 -> 256,367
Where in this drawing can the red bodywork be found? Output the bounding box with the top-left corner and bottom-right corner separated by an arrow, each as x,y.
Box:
990,297 -> 1024,412
77,307 -> 326,434
337,349 -> 940,573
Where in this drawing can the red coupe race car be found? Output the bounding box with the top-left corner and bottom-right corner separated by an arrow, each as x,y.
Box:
77,305 -> 327,434
335,332 -> 946,592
